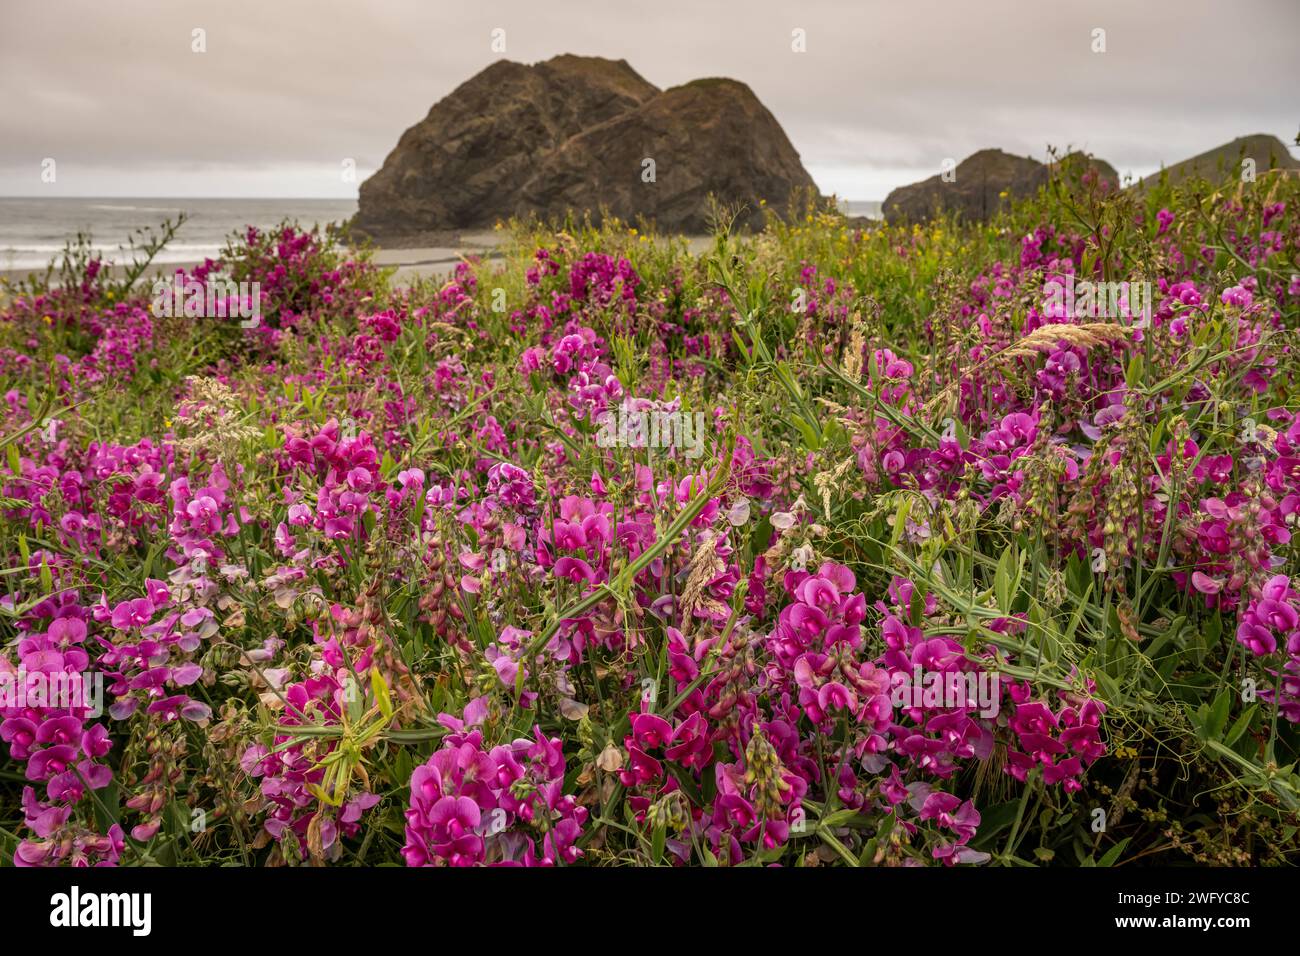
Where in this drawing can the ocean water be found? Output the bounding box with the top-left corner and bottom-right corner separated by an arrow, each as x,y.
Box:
0,198 -> 358,272
839,199 -> 883,220
0,196 -> 883,274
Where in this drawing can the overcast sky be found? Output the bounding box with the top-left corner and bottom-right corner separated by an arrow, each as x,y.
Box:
2,0 -> 1296,200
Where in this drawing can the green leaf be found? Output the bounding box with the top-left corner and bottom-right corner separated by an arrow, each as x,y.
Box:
1092,669 -> 1122,706
888,495 -> 912,552
788,413 -> 819,452
666,764 -> 704,807
1125,353 -> 1143,388
818,808 -> 866,829
857,838 -> 878,866
995,547 -> 1014,612
1223,704 -> 1257,747
1061,584 -> 1093,644
1097,837 -> 1131,867
371,667 -> 394,720
970,801 -> 1021,848
1144,615 -> 1184,660
650,822 -> 667,864
1205,688 -> 1231,741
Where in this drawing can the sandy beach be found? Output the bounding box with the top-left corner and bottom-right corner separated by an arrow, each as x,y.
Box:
1,231 -> 720,290
0,235 -> 498,287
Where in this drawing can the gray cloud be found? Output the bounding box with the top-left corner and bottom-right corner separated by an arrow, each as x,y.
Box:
1,0 -> 1296,198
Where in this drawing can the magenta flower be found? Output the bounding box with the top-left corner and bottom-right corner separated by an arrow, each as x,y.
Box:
109,597 -> 154,629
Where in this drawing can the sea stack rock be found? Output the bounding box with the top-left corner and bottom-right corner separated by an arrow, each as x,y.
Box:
1140,134 -> 1299,188
514,77 -> 819,233
355,56 -> 819,239
883,149 -> 1046,224
355,56 -> 658,240
882,149 -> 1121,223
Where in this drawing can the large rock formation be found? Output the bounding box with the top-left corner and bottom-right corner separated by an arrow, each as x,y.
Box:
883,149 -> 1042,224
1139,134 -> 1299,188
882,149 -> 1117,224
514,78 -> 818,233
355,56 -> 658,239
356,57 -> 818,240
882,135 -> 1299,223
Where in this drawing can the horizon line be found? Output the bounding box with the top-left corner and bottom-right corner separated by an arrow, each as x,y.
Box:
0,194 -> 888,204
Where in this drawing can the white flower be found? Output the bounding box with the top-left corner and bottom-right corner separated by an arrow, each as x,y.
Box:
727,496 -> 751,526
